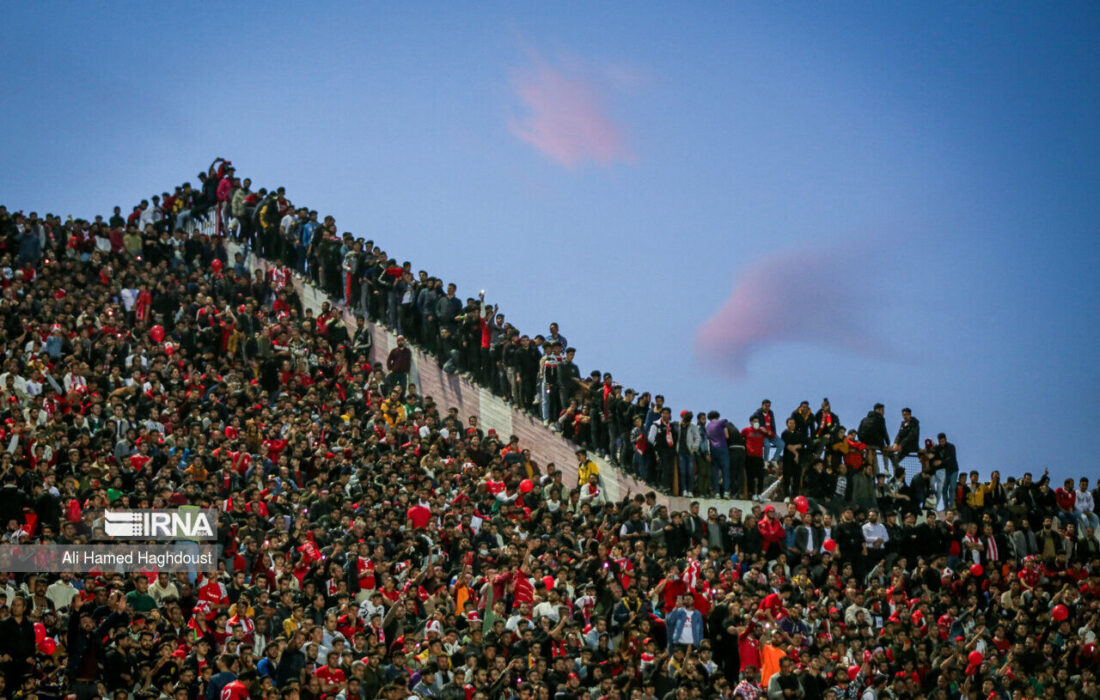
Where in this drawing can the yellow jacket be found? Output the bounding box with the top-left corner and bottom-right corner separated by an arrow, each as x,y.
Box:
578,460 -> 599,485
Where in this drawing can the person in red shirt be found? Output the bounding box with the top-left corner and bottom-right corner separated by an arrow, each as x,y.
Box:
315,650 -> 347,695
406,500 -> 433,530
758,585 -> 792,621
1017,556 -> 1041,591
198,573 -> 229,610
738,622 -> 761,672
843,430 -> 867,471
742,419 -> 768,500
652,562 -> 688,613
758,505 -> 786,558
1055,478 -> 1078,529
219,678 -> 249,700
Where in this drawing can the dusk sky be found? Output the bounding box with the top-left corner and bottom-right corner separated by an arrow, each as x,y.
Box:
3,2 -> 1098,482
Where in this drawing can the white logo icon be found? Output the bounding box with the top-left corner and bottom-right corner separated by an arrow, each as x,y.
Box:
104,511 -> 144,537
101,510 -> 216,540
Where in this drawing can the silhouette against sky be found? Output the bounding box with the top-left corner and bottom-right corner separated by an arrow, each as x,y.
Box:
3,2 -> 1098,482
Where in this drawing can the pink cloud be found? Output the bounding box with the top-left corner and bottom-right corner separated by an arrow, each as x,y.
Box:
509,55 -> 634,168
695,247 -> 890,378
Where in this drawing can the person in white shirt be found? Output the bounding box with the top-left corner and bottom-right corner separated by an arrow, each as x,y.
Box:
532,588 -> 563,624
1075,478 -> 1099,539
861,509 -> 889,549
505,603 -> 535,633
149,573 -> 180,605
357,594 -> 385,623
138,198 -> 163,230
46,573 -> 79,611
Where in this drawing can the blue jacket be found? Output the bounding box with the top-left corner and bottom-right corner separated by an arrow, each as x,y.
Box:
665,606 -> 704,649
18,229 -> 41,263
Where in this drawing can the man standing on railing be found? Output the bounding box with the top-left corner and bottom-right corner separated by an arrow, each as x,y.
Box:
751,400 -> 783,469
928,433 -> 958,510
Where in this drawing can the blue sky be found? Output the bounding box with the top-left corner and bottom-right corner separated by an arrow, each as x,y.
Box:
3,2 -> 1098,483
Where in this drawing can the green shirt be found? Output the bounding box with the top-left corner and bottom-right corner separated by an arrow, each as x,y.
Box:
126,590 -> 156,613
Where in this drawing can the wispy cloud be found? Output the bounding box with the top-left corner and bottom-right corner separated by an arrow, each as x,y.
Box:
695,246 -> 893,378
508,51 -> 635,168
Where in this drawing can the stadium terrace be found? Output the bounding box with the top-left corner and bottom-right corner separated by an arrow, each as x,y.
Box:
0,160 -> 1095,700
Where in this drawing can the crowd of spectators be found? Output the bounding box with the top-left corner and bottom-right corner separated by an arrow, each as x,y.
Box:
0,160 -> 1094,700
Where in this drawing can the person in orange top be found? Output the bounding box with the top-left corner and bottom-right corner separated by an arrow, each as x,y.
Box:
184,457 -> 210,482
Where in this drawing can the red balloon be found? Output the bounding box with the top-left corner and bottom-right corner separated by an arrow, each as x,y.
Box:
38,637 -> 57,655
34,622 -> 46,644
968,650 -> 983,666
1052,604 -> 1069,621
150,324 -> 165,343
211,258 -> 223,273
794,496 -> 809,514
163,341 -> 175,356
542,575 -> 554,590
823,538 -> 837,552
970,564 -> 983,577
519,479 -> 534,494
847,665 -> 860,682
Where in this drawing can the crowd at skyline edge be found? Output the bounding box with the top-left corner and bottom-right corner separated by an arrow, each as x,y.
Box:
0,160 -> 1094,700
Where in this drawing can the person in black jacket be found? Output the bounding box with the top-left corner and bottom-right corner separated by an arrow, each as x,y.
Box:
858,404 -> 890,473
780,417 -> 807,499
0,596 -> 37,688
556,347 -> 582,414
789,401 -> 814,444
67,595 -> 109,698
812,399 -> 840,460
886,408 -> 920,468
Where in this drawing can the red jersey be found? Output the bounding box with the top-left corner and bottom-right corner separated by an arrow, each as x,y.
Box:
738,629 -> 761,671
407,505 -> 432,529
356,557 -> 376,590
742,428 -> 765,457
219,680 -> 249,700
759,592 -> 786,618
1055,488 -> 1076,512
512,572 -> 534,605
661,578 -> 687,613
315,665 -> 346,689
198,580 -> 228,607
1018,567 -> 1041,588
